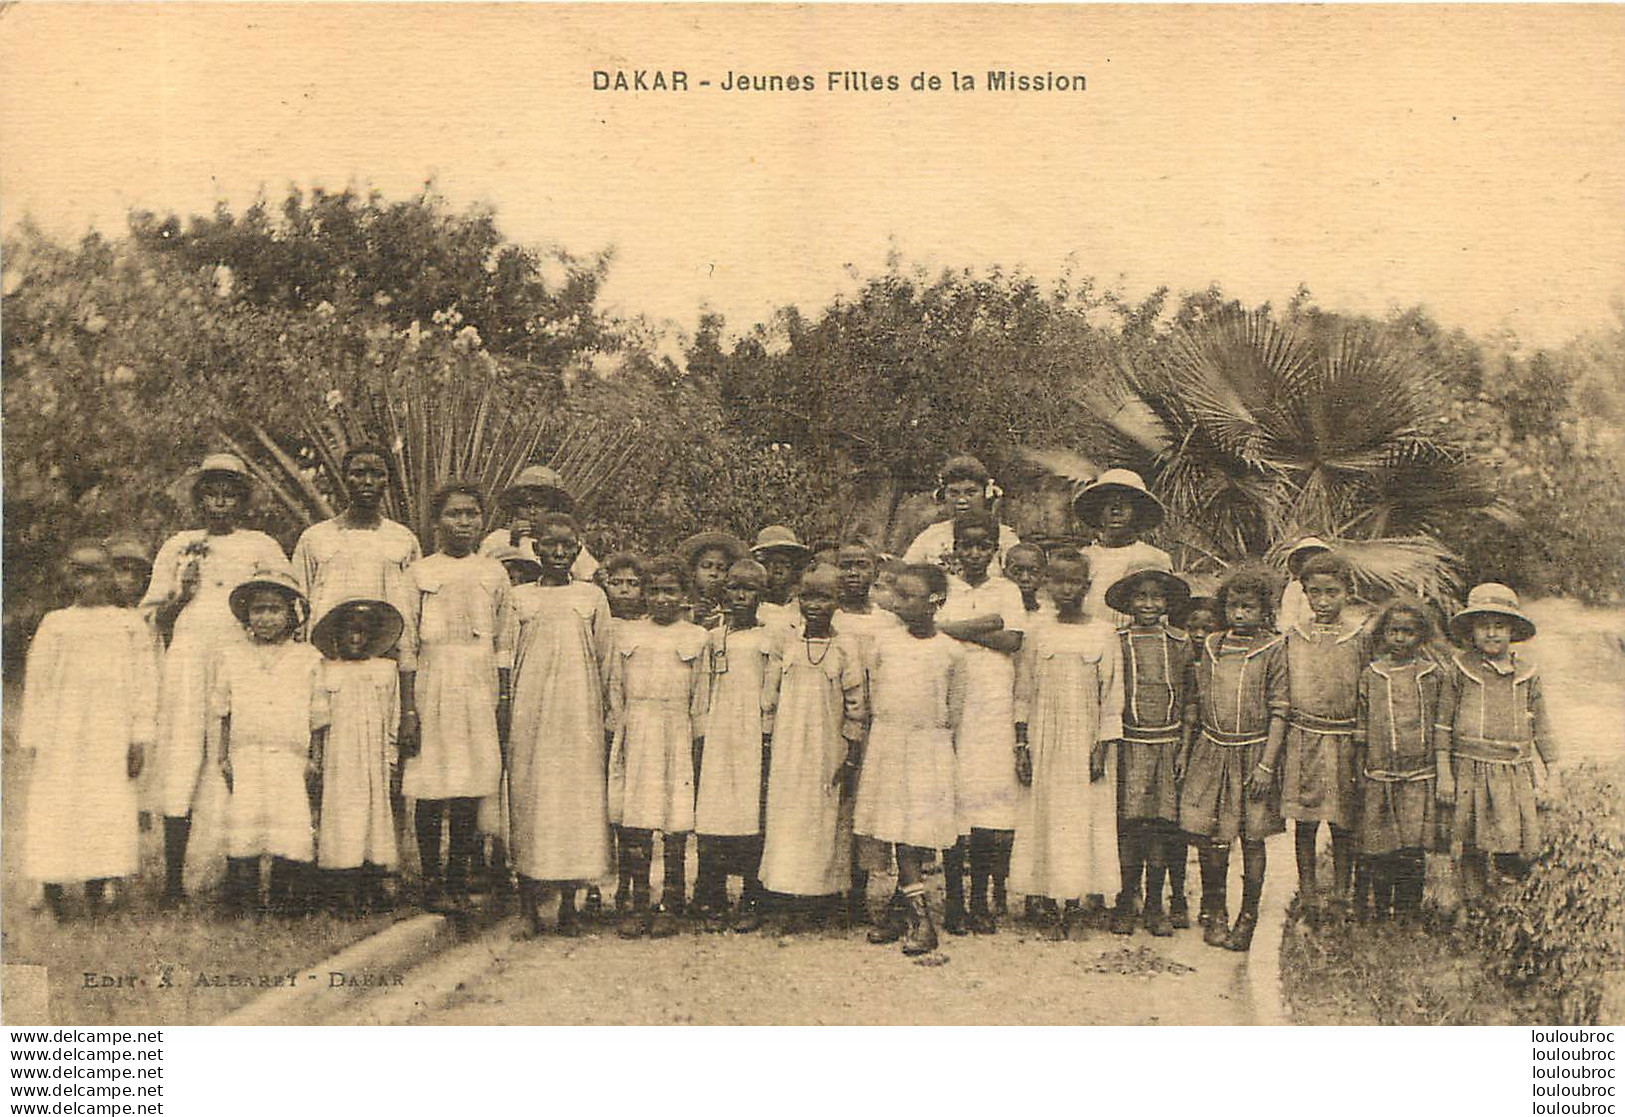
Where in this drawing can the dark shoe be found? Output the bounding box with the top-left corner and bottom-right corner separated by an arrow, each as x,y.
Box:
583,886 -> 603,918
1299,893 -> 1321,930
1224,911 -> 1258,952
1144,906 -> 1173,937
1062,904 -> 1091,942
619,906 -> 651,939
1203,907 -> 1231,948
942,901 -> 969,937
1168,896 -> 1191,930
992,881 -> 1009,919
649,903 -> 681,938
422,882 -> 449,914
901,894 -> 938,956
867,906 -> 906,945
967,905 -> 997,935
557,897 -> 581,938
845,890 -> 873,928
1110,903 -> 1138,936
732,902 -> 765,934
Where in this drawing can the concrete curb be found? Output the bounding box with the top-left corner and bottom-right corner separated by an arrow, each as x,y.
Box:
1244,831 -> 1292,1025
217,913 -> 452,1025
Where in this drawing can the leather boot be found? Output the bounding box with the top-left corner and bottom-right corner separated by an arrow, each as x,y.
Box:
900,890 -> 938,956
867,891 -> 907,945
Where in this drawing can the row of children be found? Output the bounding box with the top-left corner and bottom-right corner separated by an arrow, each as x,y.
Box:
18,449 -> 1559,962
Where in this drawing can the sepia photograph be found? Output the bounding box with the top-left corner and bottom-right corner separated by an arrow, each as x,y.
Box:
1,1 -> 1622,1042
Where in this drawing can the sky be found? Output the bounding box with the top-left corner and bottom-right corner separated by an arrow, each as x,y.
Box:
2,3 -> 1622,347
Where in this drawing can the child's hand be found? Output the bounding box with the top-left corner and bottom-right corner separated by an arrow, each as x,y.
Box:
1246,763 -> 1273,801
126,743 -> 145,780
398,709 -> 421,758
219,756 -> 234,794
1435,768 -> 1455,806
1538,763 -> 1563,805
1173,749 -> 1188,784
1014,745 -> 1032,787
1089,740 -> 1113,783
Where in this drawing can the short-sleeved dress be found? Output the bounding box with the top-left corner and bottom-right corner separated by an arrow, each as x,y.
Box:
1355,655 -> 1441,856
398,552 -> 511,802
902,519 -> 1022,569
1081,541 -> 1173,630
1118,623 -> 1193,823
317,657 -> 400,870
1009,617 -> 1124,901
697,623 -> 779,837
759,632 -> 867,896
20,606 -> 158,884
506,581 -> 614,882
833,606 -> 901,873
1281,620 -> 1369,830
607,619 -> 709,833
211,640 -> 327,862
1179,631 -> 1289,843
939,573 -> 1027,834
292,517 -> 421,644
1437,650 -> 1553,856
852,628 -> 965,851
141,528 -> 288,818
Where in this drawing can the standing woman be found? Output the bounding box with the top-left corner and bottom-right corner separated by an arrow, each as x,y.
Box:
143,453 -> 287,906
901,454 -> 1022,570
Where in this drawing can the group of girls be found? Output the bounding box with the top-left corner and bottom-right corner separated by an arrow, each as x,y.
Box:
19,450 -> 1561,964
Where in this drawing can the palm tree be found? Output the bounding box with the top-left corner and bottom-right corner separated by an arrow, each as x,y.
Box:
1023,309 -> 1515,604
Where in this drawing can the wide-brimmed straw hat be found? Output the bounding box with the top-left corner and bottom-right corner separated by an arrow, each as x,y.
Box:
67,541 -> 110,568
1284,536 -> 1334,577
487,542 -> 543,581
1449,583 -> 1537,644
500,465 -> 575,510
228,562 -> 309,626
1105,563 -> 1191,618
749,525 -> 811,560
310,598 -> 404,660
105,534 -> 153,568
1071,468 -> 1166,530
677,531 -> 748,570
170,452 -> 256,506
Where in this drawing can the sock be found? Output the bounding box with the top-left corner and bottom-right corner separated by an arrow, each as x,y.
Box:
1294,821 -> 1319,900
446,799 -> 479,894
1144,828 -> 1167,912
416,801 -> 445,884
1330,825 -> 1355,898
1117,819 -> 1147,909
1240,841 -> 1266,917
162,815 -> 191,897
968,829 -> 994,913
1165,829 -> 1189,906
662,834 -> 687,910
943,838 -> 967,915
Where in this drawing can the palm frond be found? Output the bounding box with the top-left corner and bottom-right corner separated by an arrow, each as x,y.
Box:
1329,535 -> 1464,605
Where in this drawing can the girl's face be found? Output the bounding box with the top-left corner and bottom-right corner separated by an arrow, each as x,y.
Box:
1046,560 -> 1089,610
246,591 -> 295,643
110,561 -> 149,607
1225,592 -> 1266,635
1004,553 -> 1044,597
836,547 -> 877,602
692,547 -> 732,602
1382,612 -> 1426,660
943,479 -> 986,518
195,478 -> 245,528
760,553 -> 800,600
1100,495 -> 1138,540
952,527 -> 997,581
603,567 -> 645,618
345,454 -> 389,513
437,493 -> 485,554
798,584 -> 837,632
726,579 -> 763,624
1129,581 -> 1168,628
68,560 -> 108,605
1303,573 -> 1350,624
1471,616 -> 1514,658
646,573 -> 686,624
889,573 -> 939,628
536,524 -> 581,579
338,621 -> 373,660
1184,606 -> 1221,641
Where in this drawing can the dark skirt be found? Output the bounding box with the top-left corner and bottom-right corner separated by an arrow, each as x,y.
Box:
1359,775 -> 1435,855
1452,757 -> 1540,856
1281,728 -> 1361,830
1118,739 -> 1180,822
1178,737 -> 1285,843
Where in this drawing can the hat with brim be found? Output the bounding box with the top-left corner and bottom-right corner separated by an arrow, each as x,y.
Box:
1105,565 -> 1191,618
169,452 -> 256,506
311,598 -> 405,660
105,535 -> 153,568
1449,583 -> 1536,644
749,525 -> 811,560
487,543 -> 543,581
500,465 -> 575,511
677,531 -> 748,570
1071,468 -> 1166,530
228,564 -> 309,627
1284,536 -> 1333,577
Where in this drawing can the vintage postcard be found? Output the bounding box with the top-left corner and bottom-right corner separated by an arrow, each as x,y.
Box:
2,3 -> 1622,1031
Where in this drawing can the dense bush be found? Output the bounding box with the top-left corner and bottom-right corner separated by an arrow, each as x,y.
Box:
1478,763 -> 1625,1024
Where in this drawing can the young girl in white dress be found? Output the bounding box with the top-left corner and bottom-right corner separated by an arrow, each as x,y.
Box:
311,598 -> 403,916
399,484 -> 511,913
21,543 -> 158,919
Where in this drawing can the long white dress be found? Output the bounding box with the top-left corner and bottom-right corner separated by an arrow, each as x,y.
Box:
607,619 -> 709,833
20,607 -> 158,883
1080,540 -> 1172,629
317,657 -> 400,869
398,553 -> 510,802
1009,617 -> 1124,901
507,581 -> 613,881
853,629 -> 966,851
759,633 -> 866,896
696,624 -> 778,837
292,517 -> 421,643
141,528 -> 287,819
938,573 -> 1028,834
210,640 -> 327,862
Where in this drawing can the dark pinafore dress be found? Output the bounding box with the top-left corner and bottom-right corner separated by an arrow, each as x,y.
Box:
1178,631 -> 1289,844
1117,624 -> 1192,824
1355,656 -> 1442,855
1439,651 -> 1553,856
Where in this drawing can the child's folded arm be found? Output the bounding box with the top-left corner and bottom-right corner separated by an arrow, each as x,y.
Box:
938,615 -> 1003,641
